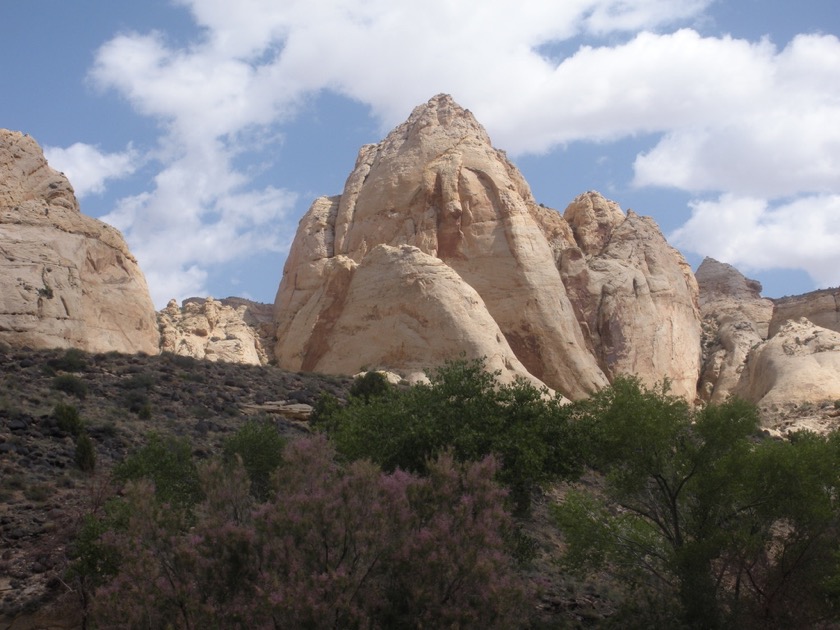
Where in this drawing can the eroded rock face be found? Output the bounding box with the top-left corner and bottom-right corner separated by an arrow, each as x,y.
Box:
158,297 -> 274,365
0,130 -> 159,354
275,95 -> 609,398
274,95 -> 703,399
558,193 -> 702,400
696,258 -> 774,403
735,318 -> 840,409
770,288 -> 840,337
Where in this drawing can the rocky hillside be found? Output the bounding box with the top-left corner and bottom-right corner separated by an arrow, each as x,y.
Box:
0,130 -> 159,355
0,346 -> 352,626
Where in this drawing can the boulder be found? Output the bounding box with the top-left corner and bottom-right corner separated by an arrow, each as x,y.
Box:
0,130 -> 159,354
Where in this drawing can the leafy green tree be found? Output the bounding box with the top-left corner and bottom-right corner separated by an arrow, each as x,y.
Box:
113,433 -> 202,509
556,377 -> 840,628
325,357 -> 582,511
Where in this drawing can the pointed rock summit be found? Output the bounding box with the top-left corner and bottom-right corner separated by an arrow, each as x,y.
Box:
274,95 -> 702,399
0,129 -> 159,354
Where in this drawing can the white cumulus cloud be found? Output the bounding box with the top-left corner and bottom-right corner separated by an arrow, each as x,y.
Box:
671,194 -> 840,288
86,0 -> 840,303
44,142 -> 138,198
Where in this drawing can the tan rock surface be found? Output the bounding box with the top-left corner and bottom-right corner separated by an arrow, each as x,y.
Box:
0,129 -> 159,354
558,192 -> 702,400
695,257 -> 774,403
158,297 -> 274,365
770,288 -> 840,336
735,318 -> 840,410
274,95 -> 607,398
276,243 -> 550,389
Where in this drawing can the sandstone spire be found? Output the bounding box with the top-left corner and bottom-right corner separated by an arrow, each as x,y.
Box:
274,95 -> 713,399
0,129 -> 159,354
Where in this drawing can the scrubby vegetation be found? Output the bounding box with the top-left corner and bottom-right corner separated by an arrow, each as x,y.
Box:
71,432 -> 527,628
3,349 -> 840,628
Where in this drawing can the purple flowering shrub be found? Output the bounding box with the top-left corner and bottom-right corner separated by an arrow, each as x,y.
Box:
89,435 -> 528,628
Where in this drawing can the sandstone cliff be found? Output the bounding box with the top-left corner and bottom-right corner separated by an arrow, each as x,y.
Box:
770,288 -> 840,337
558,193 -> 701,400
158,297 -> 274,365
735,318 -> 840,409
0,130 -> 159,354
273,95 -> 701,399
695,258 -> 774,403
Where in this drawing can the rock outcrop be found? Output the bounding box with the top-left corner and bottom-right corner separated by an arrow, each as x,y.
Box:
770,288 -> 840,337
0,130 -> 159,354
696,258 -> 774,403
735,318 -> 840,409
273,95 -> 701,399
158,297 -> 274,365
558,193 -> 701,400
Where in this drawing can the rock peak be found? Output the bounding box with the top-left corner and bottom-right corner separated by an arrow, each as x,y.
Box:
389,93 -> 492,149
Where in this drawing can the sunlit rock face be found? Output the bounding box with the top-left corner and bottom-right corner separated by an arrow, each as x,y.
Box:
158,297 -> 274,365
0,129 -> 159,354
695,257 -> 774,404
558,192 -> 702,401
273,95 -> 706,400
735,317 -> 840,409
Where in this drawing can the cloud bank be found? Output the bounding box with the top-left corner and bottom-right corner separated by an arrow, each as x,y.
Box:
64,0 -> 840,303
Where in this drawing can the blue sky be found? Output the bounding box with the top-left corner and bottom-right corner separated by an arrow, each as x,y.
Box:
2,0 -> 838,307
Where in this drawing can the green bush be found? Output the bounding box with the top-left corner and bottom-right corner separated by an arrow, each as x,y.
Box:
47,348 -> 88,372
348,370 -> 392,402
52,402 -> 84,436
114,433 -> 202,508
75,433 -> 96,472
223,420 -> 285,501
324,357 -> 581,512
52,374 -> 88,399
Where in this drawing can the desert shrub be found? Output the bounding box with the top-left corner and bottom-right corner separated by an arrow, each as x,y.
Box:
113,433 -> 202,509
75,432 -> 96,472
52,374 -> 88,399
47,347 -> 88,372
23,483 -> 53,502
348,370 -> 392,402
122,372 -> 155,391
88,436 -> 528,629
222,419 -> 285,501
52,402 -> 83,436
324,357 -> 581,512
